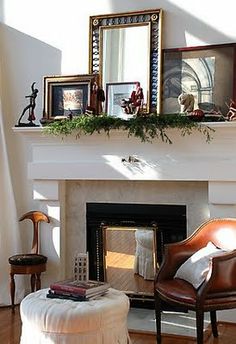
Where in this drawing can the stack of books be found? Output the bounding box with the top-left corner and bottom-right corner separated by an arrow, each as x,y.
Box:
47,279 -> 110,302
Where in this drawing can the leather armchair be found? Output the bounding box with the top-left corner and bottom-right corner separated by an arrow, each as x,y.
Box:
154,218 -> 236,344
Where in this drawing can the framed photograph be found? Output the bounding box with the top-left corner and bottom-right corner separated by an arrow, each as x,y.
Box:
43,74 -> 99,120
106,82 -> 137,118
162,43 -> 236,117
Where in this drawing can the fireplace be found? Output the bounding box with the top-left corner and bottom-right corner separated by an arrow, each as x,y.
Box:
14,122 -> 236,311
87,202 -> 186,278
86,202 -> 186,306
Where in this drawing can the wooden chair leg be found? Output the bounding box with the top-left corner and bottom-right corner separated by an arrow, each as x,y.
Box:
31,274 -> 36,292
35,273 -> 41,290
210,310 -> 218,337
10,273 -> 15,312
154,291 -> 162,344
196,309 -> 204,344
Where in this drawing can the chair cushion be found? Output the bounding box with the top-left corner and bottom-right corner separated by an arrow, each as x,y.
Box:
155,278 -> 236,309
9,253 -> 47,266
156,279 -> 197,305
174,242 -> 225,289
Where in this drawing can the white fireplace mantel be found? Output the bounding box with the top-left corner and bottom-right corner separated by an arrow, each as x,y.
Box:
13,122 -> 236,210
13,122 -> 236,183
13,122 -> 236,206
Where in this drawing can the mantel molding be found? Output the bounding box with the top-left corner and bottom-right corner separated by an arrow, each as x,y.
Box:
12,122 -> 236,182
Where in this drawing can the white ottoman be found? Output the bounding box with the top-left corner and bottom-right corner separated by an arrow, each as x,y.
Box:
20,288 -> 131,344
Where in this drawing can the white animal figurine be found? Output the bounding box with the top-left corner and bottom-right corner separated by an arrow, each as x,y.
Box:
178,93 -> 195,113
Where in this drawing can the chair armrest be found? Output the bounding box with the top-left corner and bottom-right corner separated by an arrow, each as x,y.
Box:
155,240 -> 197,283
197,250 -> 236,300
206,250 -> 236,294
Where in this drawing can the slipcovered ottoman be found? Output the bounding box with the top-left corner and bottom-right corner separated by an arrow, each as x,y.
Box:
20,288 -> 131,344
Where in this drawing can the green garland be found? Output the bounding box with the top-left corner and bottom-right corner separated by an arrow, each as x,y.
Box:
43,114 -> 215,144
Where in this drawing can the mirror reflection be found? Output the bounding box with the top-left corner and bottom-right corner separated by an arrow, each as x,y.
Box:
89,9 -> 163,114
102,26 -> 150,117
103,226 -> 157,296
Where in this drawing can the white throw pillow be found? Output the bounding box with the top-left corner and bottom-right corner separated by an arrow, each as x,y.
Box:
174,242 -> 224,289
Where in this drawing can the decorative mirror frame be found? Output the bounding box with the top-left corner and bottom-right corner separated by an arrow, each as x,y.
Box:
89,9 -> 163,114
101,223 -> 158,305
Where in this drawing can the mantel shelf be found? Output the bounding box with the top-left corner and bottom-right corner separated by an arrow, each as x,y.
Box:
12,121 -> 236,136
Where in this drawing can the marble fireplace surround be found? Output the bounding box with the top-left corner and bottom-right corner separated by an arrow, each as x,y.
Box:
14,122 -> 236,291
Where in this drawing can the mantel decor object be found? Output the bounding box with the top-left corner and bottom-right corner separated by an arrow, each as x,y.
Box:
43,113 -> 215,144
15,82 -> 40,127
89,9 -> 163,115
41,74 -> 99,123
162,42 -> 236,118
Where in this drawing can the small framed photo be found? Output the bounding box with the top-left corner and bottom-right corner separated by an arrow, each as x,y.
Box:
43,74 -> 99,120
106,82 -> 137,118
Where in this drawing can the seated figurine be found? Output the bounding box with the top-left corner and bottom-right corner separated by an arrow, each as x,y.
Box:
120,82 -> 144,115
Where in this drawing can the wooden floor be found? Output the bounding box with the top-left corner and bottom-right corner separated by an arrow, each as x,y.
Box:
1,305 -> 236,344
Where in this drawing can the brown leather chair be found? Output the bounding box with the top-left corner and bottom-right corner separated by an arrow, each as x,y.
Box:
9,211 -> 50,311
154,218 -> 236,344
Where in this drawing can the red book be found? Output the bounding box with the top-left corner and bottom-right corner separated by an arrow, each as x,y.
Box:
50,279 -> 110,296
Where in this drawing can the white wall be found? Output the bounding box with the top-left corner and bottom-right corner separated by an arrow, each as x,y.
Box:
0,0 -> 236,215
0,0 -> 236,320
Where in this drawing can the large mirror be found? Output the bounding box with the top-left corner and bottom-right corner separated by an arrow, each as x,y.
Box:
102,225 -> 157,301
89,9 -> 163,116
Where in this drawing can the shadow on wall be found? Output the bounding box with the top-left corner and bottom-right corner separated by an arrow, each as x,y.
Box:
0,24 -> 61,124
108,0 -> 234,48
0,23 -> 61,214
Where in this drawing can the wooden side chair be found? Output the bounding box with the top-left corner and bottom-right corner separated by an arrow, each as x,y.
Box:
8,210 -> 50,311
154,218 -> 236,344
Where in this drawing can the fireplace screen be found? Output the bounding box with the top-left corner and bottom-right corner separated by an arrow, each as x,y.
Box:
103,225 -> 157,297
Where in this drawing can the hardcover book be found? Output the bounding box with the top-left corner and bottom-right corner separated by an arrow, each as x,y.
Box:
47,289 -> 107,301
47,290 -> 88,302
50,279 -> 110,296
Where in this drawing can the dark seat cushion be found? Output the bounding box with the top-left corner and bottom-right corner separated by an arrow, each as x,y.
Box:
155,278 -> 197,305
9,253 -> 47,266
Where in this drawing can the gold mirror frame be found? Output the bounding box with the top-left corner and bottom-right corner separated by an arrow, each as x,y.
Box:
89,9 -> 163,114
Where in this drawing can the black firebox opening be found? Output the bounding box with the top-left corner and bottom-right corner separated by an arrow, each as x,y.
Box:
86,202 -> 186,308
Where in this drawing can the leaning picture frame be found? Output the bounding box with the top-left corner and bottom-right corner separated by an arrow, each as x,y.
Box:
106,82 -> 137,118
43,74 -> 99,120
162,43 -> 236,117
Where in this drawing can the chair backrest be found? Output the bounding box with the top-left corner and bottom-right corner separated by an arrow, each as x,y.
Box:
19,211 -> 50,254
186,218 -> 236,252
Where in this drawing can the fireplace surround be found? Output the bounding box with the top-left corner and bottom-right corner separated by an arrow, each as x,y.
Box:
13,122 -> 236,297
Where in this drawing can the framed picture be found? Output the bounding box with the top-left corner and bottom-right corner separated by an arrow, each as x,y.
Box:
162,43 -> 236,117
106,82 -> 137,118
43,74 -> 99,120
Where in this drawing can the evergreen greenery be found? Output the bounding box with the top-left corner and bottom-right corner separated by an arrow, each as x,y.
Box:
43,114 -> 215,144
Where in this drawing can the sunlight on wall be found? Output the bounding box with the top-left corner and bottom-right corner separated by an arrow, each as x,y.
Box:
2,0 -> 113,73
47,205 -> 60,257
167,0 -> 236,40
2,0 -> 235,74
184,32 -> 207,47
